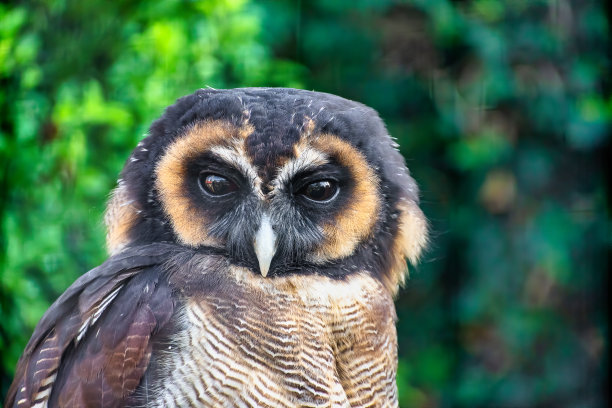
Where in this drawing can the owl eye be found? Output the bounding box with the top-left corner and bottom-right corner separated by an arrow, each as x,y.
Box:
299,180 -> 339,202
199,173 -> 238,196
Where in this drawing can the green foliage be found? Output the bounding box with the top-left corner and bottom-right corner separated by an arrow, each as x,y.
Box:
0,0 -> 304,396
260,1 -> 609,406
1,0 -> 609,406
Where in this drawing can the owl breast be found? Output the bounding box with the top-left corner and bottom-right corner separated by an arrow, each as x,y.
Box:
146,264 -> 399,408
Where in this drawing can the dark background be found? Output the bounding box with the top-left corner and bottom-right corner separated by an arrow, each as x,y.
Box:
1,1 -> 609,406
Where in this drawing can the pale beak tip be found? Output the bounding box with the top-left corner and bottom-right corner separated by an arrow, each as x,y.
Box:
254,214 -> 277,278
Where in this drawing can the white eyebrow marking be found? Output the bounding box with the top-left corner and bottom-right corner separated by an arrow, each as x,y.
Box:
272,145 -> 328,191
210,144 -> 263,197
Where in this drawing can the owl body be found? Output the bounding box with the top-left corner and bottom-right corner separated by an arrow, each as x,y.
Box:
149,263 -> 397,407
6,88 -> 427,408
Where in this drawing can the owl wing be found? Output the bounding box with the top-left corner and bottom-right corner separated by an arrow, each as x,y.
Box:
5,243 -> 181,408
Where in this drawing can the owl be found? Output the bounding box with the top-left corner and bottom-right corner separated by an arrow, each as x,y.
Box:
6,88 -> 428,407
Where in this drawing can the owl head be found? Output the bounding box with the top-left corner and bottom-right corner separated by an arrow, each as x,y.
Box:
104,88 -> 427,293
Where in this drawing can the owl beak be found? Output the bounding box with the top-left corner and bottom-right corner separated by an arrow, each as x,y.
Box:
253,214 -> 277,277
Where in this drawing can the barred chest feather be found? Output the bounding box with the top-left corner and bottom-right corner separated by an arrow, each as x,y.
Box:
143,267 -> 399,408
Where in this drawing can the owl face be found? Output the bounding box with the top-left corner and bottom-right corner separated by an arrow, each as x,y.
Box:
105,88 -> 427,292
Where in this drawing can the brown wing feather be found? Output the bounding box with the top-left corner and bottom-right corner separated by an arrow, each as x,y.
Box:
5,243 -> 180,408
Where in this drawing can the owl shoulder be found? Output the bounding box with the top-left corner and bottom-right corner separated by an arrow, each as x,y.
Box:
5,243 -> 181,408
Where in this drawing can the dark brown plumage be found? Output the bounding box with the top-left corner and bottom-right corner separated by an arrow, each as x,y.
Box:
6,88 -> 427,407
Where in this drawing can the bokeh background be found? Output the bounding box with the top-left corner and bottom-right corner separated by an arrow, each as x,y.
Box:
1,0 -> 609,406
